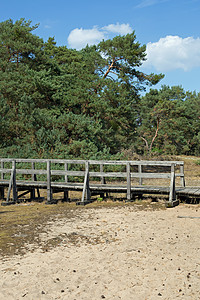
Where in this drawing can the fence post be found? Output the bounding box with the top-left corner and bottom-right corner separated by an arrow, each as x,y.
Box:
126,162 -> 131,201
1,161 -> 4,180
6,160 -> 17,203
65,162 -> 68,183
180,164 -> 185,187
46,160 -> 52,203
31,162 -> 36,199
32,162 -> 41,199
100,163 -> 105,184
81,161 -> 90,203
168,163 -> 178,207
12,160 -> 17,203
138,164 -> 143,185
0,160 -> 5,199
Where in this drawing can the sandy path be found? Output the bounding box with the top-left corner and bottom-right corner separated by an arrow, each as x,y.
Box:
0,204 -> 200,300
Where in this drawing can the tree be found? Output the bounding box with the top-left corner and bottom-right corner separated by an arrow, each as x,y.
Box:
136,86 -> 200,155
97,33 -> 164,90
0,19 -> 164,159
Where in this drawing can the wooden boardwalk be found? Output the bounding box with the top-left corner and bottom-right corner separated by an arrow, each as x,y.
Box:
0,158 -> 199,207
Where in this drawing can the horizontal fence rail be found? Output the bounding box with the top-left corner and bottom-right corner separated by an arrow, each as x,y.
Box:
0,158 -> 186,207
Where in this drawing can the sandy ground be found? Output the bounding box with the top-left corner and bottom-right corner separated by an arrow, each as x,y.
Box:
0,204 -> 200,300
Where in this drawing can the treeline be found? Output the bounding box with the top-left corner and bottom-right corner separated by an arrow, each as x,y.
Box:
0,19 -> 199,159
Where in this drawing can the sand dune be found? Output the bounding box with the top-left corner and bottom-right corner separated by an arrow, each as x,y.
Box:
0,204 -> 200,300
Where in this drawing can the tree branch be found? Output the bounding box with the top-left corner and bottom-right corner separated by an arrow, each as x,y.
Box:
149,117 -> 160,152
141,136 -> 149,151
103,58 -> 116,79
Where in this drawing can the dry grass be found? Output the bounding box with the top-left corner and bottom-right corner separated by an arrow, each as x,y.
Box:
0,155 -> 200,258
0,199 -> 166,258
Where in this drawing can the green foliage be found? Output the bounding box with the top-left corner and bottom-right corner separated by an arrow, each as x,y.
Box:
2,18 -> 199,160
136,86 -> 200,156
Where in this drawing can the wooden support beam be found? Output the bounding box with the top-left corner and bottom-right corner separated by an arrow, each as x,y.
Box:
65,162 -> 68,183
6,160 -> 17,203
127,162 -> 131,201
168,163 -> 179,207
180,165 -> 186,187
138,164 -> 142,185
46,160 -> 52,203
81,161 -> 91,203
0,187 -> 4,199
31,162 -> 36,199
31,162 -> 40,199
100,163 -> 106,184
1,161 -> 4,180
12,160 -> 17,203
63,190 -> 69,202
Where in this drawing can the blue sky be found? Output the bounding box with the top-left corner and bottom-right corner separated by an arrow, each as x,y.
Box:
1,0 -> 200,93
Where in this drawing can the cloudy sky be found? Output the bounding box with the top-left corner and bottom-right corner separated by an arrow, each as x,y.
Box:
1,0 -> 200,92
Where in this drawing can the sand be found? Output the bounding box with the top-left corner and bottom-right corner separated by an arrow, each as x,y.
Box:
0,203 -> 200,300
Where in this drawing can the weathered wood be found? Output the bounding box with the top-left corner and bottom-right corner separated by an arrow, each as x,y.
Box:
1,161 -> 4,180
46,160 -> 52,203
0,158 -> 184,165
6,160 -> 17,203
63,190 -> 69,202
31,162 -> 41,199
51,170 -> 85,176
169,163 -> 176,204
81,161 -> 90,203
126,162 -> 131,200
100,163 -> 106,184
0,187 -> 4,199
138,164 -> 142,185
0,158 -> 188,206
15,169 -> 47,175
31,162 -> 36,199
18,190 -> 31,198
180,165 -> 185,187
65,163 -> 68,183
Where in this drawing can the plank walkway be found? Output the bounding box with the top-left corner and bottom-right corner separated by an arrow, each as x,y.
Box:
0,158 -> 199,207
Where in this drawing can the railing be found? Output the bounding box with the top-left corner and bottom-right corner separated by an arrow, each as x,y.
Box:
0,158 -> 185,206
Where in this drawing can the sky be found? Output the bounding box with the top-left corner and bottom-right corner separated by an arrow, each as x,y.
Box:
1,0 -> 200,93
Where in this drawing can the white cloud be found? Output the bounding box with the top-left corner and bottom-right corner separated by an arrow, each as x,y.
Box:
136,0 -> 170,8
44,25 -> 51,29
102,23 -> 132,35
68,27 -> 104,50
143,35 -> 200,71
67,23 -> 133,49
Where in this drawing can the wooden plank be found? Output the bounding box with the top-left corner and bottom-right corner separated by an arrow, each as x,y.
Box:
6,160 -> 17,203
193,189 -> 200,195
81,161 -> 90,202
100,163 -> 106,184
6,171 -> 14,202
1,161 -> 4,180
180,188 -> 193,194
65,163 -> 68,183
169,164 -> 176,203
138,164 -> 142,185
51,170 -> 85,176
14,169 -> 47,175
12,160 -> 17,203
46,161 -> 52,203
31,162 -> 40,199
131,173 -> 171,179
0,168 -> 13,173
0,158 -> 184,165
89,171 -> 127,178
126,162 -> 131,200
179,165 -> 185,187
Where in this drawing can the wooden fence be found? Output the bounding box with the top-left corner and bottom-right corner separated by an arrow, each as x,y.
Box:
0,158 -> 185,207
